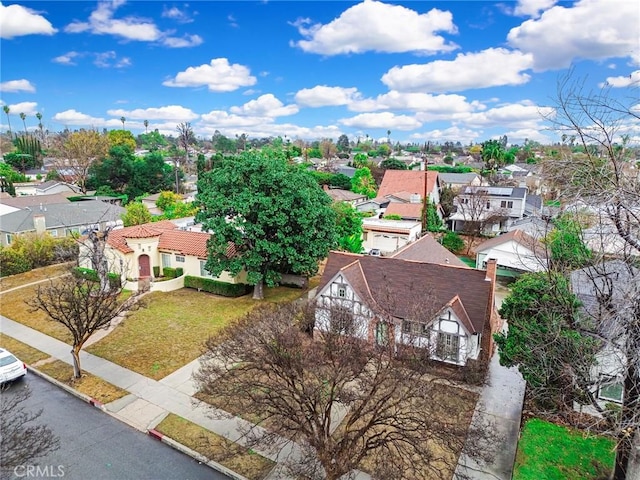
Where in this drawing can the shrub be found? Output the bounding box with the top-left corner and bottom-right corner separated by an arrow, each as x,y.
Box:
441,231 -> 465,253
383,214 -> 402,220
73,267 -> 121,288
10,233 -> 58,268
0,247 -> 32,277
163,267 -> 180,279
153,266 -> 160,277
184,276 -> 252,297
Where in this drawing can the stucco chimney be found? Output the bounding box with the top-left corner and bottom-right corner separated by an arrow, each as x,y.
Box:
33,214 -> 46,234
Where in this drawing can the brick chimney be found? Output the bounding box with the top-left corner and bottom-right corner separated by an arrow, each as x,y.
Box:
482,258 -> 501,362
323,184 -> 330,191
33,214 -> 46,234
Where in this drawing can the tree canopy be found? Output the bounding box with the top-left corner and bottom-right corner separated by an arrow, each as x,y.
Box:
196,149 -> 337,299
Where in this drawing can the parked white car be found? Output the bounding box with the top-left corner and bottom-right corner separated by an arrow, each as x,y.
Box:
0,348 -> 27,384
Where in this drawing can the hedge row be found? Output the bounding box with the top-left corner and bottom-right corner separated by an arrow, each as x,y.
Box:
184,276 -> 252,297
73,267 -> 122,288
163,267 -> 184,279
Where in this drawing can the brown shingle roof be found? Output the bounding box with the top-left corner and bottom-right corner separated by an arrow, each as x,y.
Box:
391,234 -> 469,268
319,251 -> 492,333
326,189 -> 367,202
377,170 -> 439,199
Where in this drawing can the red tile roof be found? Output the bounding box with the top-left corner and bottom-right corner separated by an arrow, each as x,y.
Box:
377,170 -> 439,199
107,221 -> 177,253
318,251 -> 493,333
158,230 -> 211,258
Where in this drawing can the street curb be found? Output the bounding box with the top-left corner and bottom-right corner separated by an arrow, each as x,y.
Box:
27,366 -> 108,412
147,429 -> 251,480
26,365 -> 259,480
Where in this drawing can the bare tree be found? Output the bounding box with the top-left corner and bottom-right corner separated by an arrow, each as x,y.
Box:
55,129 -> 110,193
28,229 -> 139,378
195,302 -> 493,480
1,385 -> 60,473
453,186 -> 506,254
176,122 -> 195,193
540,74 -> 640,479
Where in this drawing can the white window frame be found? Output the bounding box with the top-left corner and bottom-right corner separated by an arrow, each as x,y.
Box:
598,376 -> 624,403
175,255 -> 185,263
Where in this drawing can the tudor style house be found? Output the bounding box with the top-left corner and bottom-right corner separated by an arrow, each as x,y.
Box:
313,252 -> 500,368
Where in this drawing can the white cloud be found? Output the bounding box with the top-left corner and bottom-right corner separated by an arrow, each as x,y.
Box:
457,102 -> 555,129
507,0 -> 640,71
162,34 -> 203,48
291,0 -> 457,55
230,94 -> 299,117
410,126 -> 480,144
94,51 -> 131,68
381,48 -> 533,93
107,105 -> 198,121
7,102 -> 38,116
163,58 -> 257,92
162,6 -> 194,23
65,0 -> 161,41
65,0 -> 202,48
513,0 -> 557,18
339,112 -> 421,130
200,110 -> 268,128
0,3 -> 57,39
600,70 -> 640,88
349,91 -> 483,118
0,79 -> 36,93
501,128 -> 553,145
294,86 -> 361,107
51,109 -> 125,128
52,51 -> 82,65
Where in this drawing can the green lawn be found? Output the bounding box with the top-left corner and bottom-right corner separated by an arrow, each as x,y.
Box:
85,286 -> 306,379
513,418 -> 615,480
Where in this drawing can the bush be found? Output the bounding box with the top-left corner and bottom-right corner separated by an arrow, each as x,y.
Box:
153,266 -> 160,277
73,267 -> 122,288
441,231 -> 465,253
0,247 -> 32,277
163,267 -> 184,279
184,276 -> 252,297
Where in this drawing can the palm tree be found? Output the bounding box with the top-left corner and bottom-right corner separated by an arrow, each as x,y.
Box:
120,117 -> 126,129
19,112 -> 27,134
2,105 -> 12,139
36,112 -> 44,141
144,120 -> 149,134
387,129 -> 391,144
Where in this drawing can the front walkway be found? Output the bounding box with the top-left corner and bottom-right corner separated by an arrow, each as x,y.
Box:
455,353 -> 526,479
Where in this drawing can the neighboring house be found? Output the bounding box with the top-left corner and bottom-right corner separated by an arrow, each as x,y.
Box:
571,260 -> 639,408
0,199 -> 125,247
474,229 -> 547,274
438,172 -> 484,190
322,186 -> 368,207
314,252 -> 500,368
507,216 -> 552,238
79,220 -> 245,292
391,234 -> 469,268
355,197 -> 390,214
336,165 -> 357,178
449,186 -> 528,234
377,170 -> 442,222
361,218 -> 421,255
13,180 -> 82,197
0,193 -> 72,217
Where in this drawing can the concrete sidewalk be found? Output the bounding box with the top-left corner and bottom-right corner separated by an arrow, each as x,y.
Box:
0,315 -> 304,472
455,353 -> 526,480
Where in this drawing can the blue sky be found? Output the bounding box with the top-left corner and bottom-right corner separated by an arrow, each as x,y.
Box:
1,0 -> 638,145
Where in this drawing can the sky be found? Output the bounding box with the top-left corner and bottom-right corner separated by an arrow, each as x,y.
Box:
1,0 -> 638,146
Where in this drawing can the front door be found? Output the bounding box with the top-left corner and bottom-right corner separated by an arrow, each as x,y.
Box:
138,254 -> 151,278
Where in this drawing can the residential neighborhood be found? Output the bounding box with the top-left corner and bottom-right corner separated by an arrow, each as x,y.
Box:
1,1 -> 639,480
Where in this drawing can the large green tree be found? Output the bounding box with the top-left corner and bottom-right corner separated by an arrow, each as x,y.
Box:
351,167 -> 377,198
196,149 -> 337,299
332,202 -> 363,253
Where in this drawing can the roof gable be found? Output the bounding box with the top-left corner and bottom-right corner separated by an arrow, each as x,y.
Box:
378,170 -> 438,199
319,252 -> 492,333
391,234 -> 469,268
475,229 -> 543,255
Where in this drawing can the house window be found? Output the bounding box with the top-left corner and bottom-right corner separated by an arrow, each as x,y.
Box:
161,253 -> 171,268
500,201 -> 514,208
5,233 -> 13,245
49,230 -> 58,237
338,287 -> 346,298
65,227 -> 80,237
199,261 -> 211,277
460,198 -> 469,205
363,232 -> 368,241
375,322 -> 389,346
486,201 -> 491,209
437,332 -> 460,362
175,255 -> 185,263
599,377 -> 623,403
401,320 -> 429,337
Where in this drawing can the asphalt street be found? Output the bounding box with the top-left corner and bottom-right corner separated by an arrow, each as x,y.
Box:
1,374 -> 229,480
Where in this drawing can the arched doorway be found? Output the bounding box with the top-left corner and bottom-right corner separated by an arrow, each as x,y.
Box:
138,254 -> 151,278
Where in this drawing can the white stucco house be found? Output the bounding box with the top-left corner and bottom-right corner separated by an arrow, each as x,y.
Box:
313,252 -> 501,368
361,218 -> 421,255
474,229 -> 547,274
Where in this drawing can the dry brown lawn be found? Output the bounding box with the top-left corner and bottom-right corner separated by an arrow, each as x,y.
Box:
37,360 -> 128,404
155,413 -> 275,480
0,285 -> 74,343
86,286 -> 306,380
0,334 -> 51,364
0,263 -> 72,291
